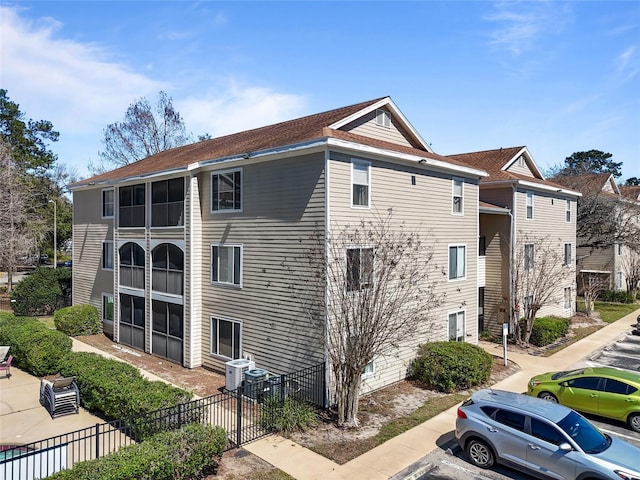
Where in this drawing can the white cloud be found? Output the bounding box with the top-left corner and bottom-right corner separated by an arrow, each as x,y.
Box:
178,80 -> 307,138
615,46 -> 639,81
0,5 -> 164,133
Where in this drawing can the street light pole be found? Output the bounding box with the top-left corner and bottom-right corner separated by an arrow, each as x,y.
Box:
49,199 -> 57,269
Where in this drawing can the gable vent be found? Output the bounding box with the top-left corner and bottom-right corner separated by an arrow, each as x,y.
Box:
375,109 -> 391,128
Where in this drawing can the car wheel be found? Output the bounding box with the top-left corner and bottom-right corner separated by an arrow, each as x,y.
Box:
628,413 -> 640,433
466,438 -> 495,468
538,392 -> 558,403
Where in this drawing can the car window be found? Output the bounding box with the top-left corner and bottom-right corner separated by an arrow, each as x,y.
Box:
566,376 -> 600,390
495,409 -> 525,431
530,418 -> 565,446
557,411 -> 610,454
603,378 -> 636,395
480,406 -> 498,417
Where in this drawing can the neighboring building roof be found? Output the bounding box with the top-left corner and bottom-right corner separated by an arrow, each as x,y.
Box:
620,185 -> 640,202
551,172 -> 620,197
70,97 -> 484,188
447,146 -> 580,196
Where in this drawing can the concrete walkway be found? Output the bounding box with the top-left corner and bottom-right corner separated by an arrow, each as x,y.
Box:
243,311 -> 639,480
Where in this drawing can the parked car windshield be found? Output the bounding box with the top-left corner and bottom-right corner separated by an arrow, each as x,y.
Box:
557,411 -> 610,454
551,368 -> 585,380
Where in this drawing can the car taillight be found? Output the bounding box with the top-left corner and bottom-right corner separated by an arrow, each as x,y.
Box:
457,408 -> 467,419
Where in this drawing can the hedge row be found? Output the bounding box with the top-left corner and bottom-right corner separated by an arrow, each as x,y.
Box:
600,290 -> 636,304
47,423 -> 228,480
0,314 -> 192,422
529,316 -> 571,347
0,315 -> 72,376
54,305 -> 102,336
411,341 -> 493,393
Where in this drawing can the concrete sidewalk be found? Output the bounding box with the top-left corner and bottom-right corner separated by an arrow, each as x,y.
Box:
243,311 -> 639,480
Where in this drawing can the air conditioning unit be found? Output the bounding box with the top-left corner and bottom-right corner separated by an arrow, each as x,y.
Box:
225,359 -> 255,391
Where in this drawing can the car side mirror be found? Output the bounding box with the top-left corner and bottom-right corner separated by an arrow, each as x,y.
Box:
559,442 -> 572,452
559,381 -> 567,387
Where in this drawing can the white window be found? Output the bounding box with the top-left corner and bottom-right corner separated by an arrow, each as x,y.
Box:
526,191 -> 533,219
563,243 -> 572,267
452,177 -> 463,214
102,241 -> 114,270
210,316 -> 241,360
351,160 -> 370,208
448,311 -> 465,342
617,272 -> 623,289
362,360 -> 375,379
211,169 -> 242,212
211,245 -> 242,286
347,247 -> 374,291
564,287 -> 572,310
448,245 -> 466,280
102,294 -> 114,323
565,199 -> 571,223
102,189 -> 114,218
375,109 -> 391,128
524,243 -> 535,271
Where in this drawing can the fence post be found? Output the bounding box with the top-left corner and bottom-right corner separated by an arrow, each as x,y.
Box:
178,403 -> 183,430
236,386 -> 243,447
95,423 -> 100,459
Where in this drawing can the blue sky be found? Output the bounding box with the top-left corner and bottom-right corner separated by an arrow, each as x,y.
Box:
1,1 -> 639,182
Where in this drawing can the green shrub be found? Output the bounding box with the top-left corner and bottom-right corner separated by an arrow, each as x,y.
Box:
10,268 -> 63,316
0,315 -> 72,376
411,341 -> 493,393
529,316 -> 571,347
54,305 -> 101,336
260,397 -> 318,433
47,423 -> 227,480
58,352 -> 192,422
600,290 -> 635,304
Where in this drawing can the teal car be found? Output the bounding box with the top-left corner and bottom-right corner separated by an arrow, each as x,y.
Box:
528,366 -> 640,433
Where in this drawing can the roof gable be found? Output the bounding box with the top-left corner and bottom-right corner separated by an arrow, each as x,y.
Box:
552,173 -> 620,196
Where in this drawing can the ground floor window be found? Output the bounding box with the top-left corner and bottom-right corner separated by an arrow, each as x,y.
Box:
119,293 -> 145,350
210,316 -> 241,360
362,360 -> 375,379
102,294 -> 114,323
448,311 -> 465,342
564,287 -> 572,310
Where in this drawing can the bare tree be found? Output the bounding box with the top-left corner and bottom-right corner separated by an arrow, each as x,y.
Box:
305,211 -> 444,427
621,248 -> 640,300
579,272 -> 610,317
511,233 -> 572,346
0,139 -> 38,291
91,91 -> 191,174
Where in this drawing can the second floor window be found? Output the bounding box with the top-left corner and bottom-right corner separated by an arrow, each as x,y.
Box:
524,243 -> 535,271
565,199 -> 571,222
564,243 -> 572,266
119,184 -> 145,227
151,178 -> 184,227
526,191 -> 533,219
448,245 -> 466,280
152,244 -> 184,295
452,178 -> 463,214
212,169 -> 242,212
102,241 -> 113,270
120,242 -> 145,289
102,189 -> 114,218
347,247 -> 374,291
212,245 -> 241,286
351,160 -> 370,207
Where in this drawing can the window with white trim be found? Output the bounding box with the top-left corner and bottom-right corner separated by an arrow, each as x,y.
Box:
362,360 -> 375,378
563,243 -> 572,267
102,189 -> 114,218
526,191 -> 533,219
452,177 -> 463,214
565,199 -> 571,223
448,245 -> 466,280
351,160 -> 370,207
152,244 -> 184,295
102,241 -> 114,270
347,247 -> 374,291
564,287 -> 572,310
151,178 -> 184,227
119,242 -> 145,289
102,294 -> 114,323
375,109 -> 391,128
211,245 -> 241,286
448,311 -> 465,342
211,169 -> 242,212
119,184 -> 145,227
210,316 -> 241,360
524,243 -> 535,271
617,272 -> 623,289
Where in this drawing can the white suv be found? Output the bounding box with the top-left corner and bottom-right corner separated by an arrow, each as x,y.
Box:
455,389 -> 640,480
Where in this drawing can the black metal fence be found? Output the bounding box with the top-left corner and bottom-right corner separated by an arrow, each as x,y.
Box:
1,362 -> 326,479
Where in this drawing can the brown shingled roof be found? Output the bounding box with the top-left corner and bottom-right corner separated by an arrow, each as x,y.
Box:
620,185 -> 640,201
551,172 -> 617,196
73,97 -> 479,187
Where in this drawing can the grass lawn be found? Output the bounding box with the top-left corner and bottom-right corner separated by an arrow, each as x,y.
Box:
594,301 -> 640,323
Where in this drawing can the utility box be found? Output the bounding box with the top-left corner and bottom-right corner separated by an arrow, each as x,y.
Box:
225,359 -> 255,391
244,368 -> 268,399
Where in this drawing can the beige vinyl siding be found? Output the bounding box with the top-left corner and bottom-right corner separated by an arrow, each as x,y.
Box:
200,154 -> 326,374
506,156 -> 534,177
479,213 -> 511,337
328,152 -> 480,393
514,188 -> 577,318
340,109 -> 415,148
72,189 -> 115,323
479,186 -> 514,210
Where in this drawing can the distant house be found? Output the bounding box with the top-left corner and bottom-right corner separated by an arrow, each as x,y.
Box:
553,174 -> 640,293
448,147 -> 580,337
69,97 -> 488,395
